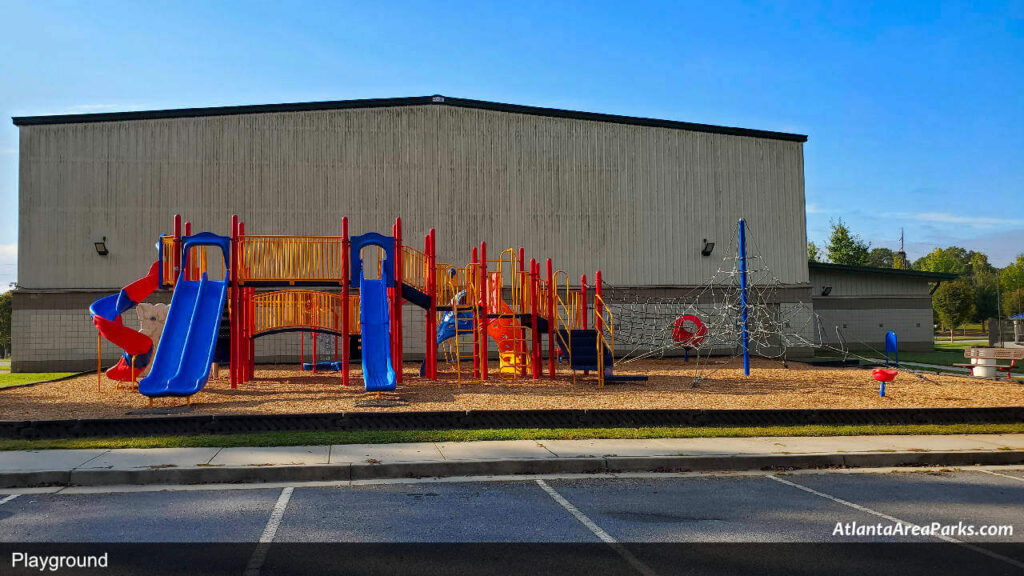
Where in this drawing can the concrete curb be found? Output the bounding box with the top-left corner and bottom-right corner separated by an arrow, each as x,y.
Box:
3,450 -> 1024,489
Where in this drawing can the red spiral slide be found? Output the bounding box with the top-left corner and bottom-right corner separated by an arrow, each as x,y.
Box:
487,272 -> 527,373
89,262 -> 161,381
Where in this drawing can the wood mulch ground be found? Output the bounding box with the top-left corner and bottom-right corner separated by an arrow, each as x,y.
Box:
1,358 -> 1022,421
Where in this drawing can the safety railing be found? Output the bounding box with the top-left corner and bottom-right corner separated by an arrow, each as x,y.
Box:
251,290 -> 358,336
552,290 -> 576,385
160,236 -> 178,287
553,271 -> 584,330
238,236 -> 346,283
185,246 -> 208,281
511,266 -> 528,316
593,293 -> 614,387
402,245 -> 430,293
437,262 -> 478,308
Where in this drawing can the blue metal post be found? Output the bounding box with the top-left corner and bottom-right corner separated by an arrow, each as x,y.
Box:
738,218 -> 751,376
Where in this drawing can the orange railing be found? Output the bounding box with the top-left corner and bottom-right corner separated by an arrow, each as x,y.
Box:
161,237 -> 214,284
160,236 -> 177,287
402,245 -> 430,293
538,278 -> 552,317
553,271 -> 584,330
251,290 -> 359,336
238,236 -> 346,284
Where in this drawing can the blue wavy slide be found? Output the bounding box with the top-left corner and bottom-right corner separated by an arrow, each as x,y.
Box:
139,274 -> 227,398
359,275 -> 397,392
419,290 -> 472,376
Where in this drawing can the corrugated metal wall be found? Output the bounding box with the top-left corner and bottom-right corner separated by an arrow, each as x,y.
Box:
808,268 -> 933,297
18,104 -> 807,290
808,267 -> 936,349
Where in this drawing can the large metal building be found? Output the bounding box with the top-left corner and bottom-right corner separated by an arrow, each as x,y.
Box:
11,95 -> 811,372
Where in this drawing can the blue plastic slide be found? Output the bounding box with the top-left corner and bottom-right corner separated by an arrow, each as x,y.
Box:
138,280 -> 200,397
139,274 -> 226,398
165,276 -> 228,396
359,276 -> 397,392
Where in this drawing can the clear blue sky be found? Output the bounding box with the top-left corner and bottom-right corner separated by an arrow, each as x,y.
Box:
1,1 -> 1021,287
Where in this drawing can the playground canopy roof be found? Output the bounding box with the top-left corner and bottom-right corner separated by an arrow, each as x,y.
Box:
1012,313 -> 1024,320
808,261 -> 958,281
11,94 -> 808,143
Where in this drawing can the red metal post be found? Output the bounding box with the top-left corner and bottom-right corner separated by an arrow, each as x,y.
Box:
241,287 -> 247,381
518,247 -> 527,377
430,228 -> 438,379
394,218 -> 403,384
243,284 -> 251,379
229,215 -> 239,388
173,215 -> 182,282
580,274 -> 588,330
301,331 -> 305,371
595,270 -> 603,377
341,217 -> 350,386
546,258 -> 555,379
580,274 -> 588,376
480,241 -> 488,381
471,247 -> 479,378
530,258 -> 539,379
425,229 -> 438,380
239,222 -> 251,382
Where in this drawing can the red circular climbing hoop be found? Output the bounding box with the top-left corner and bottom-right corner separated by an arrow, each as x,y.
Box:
672,314 -> 707,346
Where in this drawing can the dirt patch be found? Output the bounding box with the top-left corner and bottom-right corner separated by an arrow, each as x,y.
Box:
1,358 -> 1022,421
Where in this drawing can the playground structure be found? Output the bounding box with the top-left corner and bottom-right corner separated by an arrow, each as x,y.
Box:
92,213 -> 966,405
79,211 -> 1024,410
91,214 -> 623,400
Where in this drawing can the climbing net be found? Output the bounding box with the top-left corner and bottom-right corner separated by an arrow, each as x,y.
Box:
606,221 -> 890,383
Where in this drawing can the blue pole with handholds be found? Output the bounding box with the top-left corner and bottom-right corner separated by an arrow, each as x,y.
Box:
738,218 -> 751,376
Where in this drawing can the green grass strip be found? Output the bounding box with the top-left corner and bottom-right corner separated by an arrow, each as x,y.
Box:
0,372 -> 77,389
2,422 -> 1023,451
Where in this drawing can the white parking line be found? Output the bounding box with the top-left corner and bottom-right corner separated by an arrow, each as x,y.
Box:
977,469 -> 1024,483
535,479 -> 657,576
244,486 -> 294,576
766,474 -> 1024,570
0,494 -> 19,505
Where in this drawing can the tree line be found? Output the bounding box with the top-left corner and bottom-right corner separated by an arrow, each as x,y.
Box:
808,219 -> 1024,339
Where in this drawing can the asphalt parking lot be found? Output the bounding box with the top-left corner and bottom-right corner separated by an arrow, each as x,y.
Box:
1,467 -> 1022,575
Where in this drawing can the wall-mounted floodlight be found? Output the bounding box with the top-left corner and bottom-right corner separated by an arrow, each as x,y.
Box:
701,239 -> 715,257
821,285 -> 832,296
94,237 -> 109,256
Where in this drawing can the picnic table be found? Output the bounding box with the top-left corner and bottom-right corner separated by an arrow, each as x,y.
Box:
957,347 -> 1024,379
